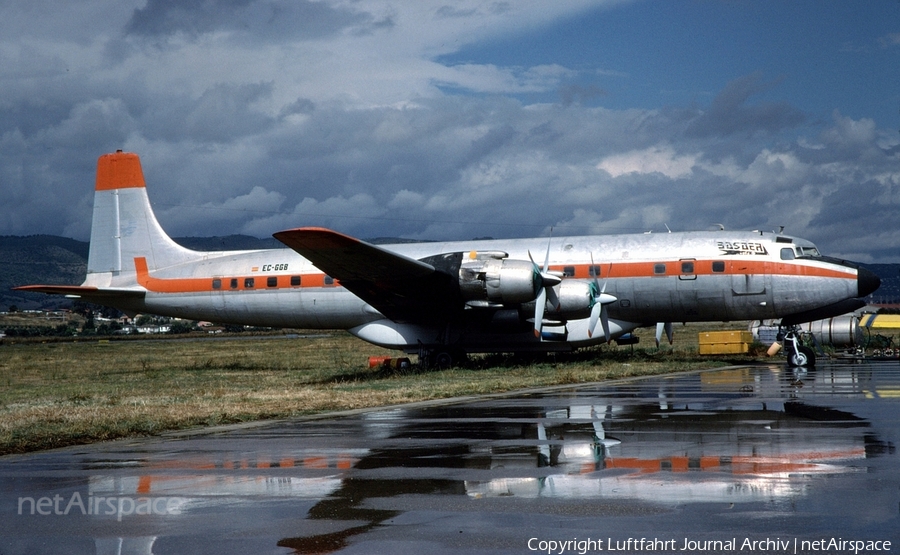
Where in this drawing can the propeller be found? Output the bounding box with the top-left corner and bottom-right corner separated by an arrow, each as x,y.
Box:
529,234 -> 561,338
587,256 -> 617,341
655,322 -> 674,347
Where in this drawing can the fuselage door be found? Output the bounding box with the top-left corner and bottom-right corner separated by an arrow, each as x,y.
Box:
730,261 -> 767,296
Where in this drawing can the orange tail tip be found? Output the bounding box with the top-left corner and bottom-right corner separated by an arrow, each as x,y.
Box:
95,150 -> 146,191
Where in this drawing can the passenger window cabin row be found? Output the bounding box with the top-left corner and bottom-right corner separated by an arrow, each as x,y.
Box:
208,257 -> 768,291
211,275 -> 332,290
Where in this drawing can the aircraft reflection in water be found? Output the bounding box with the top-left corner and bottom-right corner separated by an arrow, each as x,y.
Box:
465,365 -> 895,503
44,449 -> 368,555
25,365 -> 892,555
464,400 -> 871,503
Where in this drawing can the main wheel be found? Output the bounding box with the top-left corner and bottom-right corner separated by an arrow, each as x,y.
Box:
434,351 -> 453,369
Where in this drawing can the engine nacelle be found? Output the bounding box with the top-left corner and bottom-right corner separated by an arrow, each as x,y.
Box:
459,258 -> 540,305
522,280 -> 595,321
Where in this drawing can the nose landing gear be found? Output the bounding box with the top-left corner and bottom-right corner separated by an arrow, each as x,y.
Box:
779,327 -> 817,368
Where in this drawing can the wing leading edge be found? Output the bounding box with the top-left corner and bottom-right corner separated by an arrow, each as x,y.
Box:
273,227 -> 462,324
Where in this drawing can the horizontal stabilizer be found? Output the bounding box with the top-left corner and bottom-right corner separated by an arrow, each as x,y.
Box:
13,285 -> 145,301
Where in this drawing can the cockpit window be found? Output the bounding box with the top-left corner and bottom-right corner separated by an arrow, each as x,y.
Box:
797,246 -> 820,257
780,248 -> 795,261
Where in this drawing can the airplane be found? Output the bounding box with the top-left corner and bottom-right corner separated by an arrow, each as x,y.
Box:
16,151 -> 880,368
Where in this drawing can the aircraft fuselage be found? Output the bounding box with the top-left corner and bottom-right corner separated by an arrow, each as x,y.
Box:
122,230 -> 868,352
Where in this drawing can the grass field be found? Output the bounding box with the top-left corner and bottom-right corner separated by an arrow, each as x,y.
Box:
0,324 -> 764,455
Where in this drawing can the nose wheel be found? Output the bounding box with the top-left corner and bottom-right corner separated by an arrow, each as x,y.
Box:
781,328 -> 816,368
788,344 -> 816,367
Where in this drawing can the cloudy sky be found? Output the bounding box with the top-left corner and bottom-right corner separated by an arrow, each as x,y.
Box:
1,0 -> 899,262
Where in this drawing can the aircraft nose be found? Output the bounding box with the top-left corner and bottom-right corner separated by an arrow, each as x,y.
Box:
858,267 -> 881,297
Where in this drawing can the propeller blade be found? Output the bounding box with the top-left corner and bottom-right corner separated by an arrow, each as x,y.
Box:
588,296 -> 617,340
587,255 -> 617,341
600,304 -> 610,342
588,254 -> 600,338
532,231 -> 554,339
534,287 -> 546,338
588,302 -> 601,337
546,285 -> 560,312
655,322 -> 674,347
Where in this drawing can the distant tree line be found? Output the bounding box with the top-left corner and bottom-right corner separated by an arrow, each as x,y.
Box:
3,300 -> 274,339
3,324 -> 81,338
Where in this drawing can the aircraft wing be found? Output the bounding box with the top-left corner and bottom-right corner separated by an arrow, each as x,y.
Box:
273,227 -> 461,324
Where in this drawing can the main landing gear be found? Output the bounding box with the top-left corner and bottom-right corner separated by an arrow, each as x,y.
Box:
779,326 -> 817,368
418,348 -> 467,369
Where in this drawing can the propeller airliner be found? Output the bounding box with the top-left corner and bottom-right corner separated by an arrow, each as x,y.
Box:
17,151 -> 880,367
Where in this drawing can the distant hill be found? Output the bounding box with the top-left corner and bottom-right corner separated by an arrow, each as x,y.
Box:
864,264 -> 900,305
3,235 -> 899,310
1,235 -> 91,310
174,235 -> 283,251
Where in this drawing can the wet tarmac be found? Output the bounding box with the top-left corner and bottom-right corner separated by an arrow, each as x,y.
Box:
1,360 -> 899,555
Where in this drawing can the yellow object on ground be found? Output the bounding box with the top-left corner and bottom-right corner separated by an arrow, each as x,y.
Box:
698,330 -> 753,355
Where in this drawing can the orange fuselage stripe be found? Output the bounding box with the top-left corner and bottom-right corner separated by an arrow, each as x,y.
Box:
135,257 -> 339,293
133,257 -> 854,295
604,447 -> 865,475
568,259 -> 853,280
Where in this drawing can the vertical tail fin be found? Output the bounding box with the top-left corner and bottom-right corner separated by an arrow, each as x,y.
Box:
84,151 -> 199,286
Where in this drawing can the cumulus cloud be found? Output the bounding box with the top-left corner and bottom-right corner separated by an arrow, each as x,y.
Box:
597,144 -> 697,179
239,193 -> 386,238
1,1 -> 899,263
124,0 -> 377,43
159,184 -> 285,236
